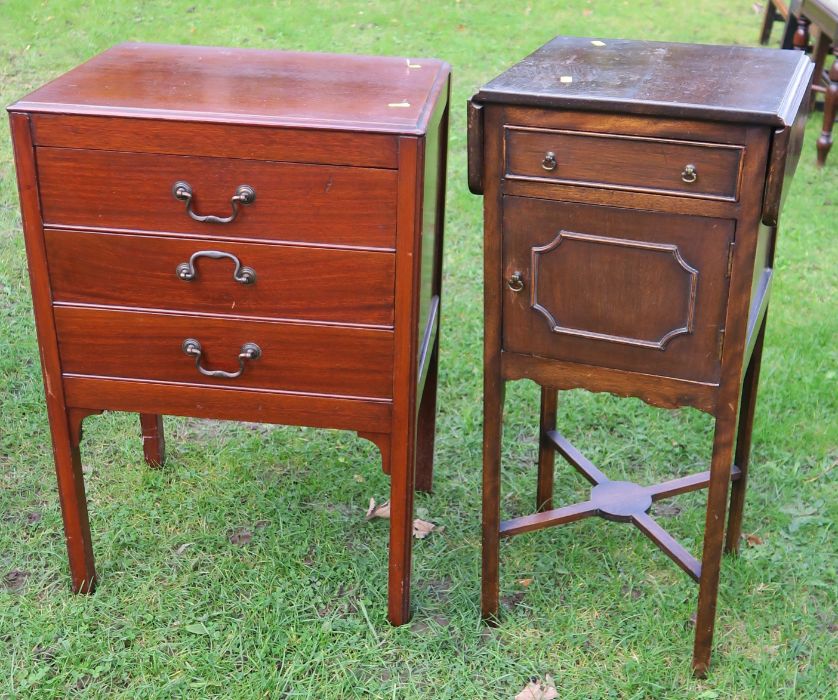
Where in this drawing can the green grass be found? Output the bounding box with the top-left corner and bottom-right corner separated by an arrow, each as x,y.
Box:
0,1 -> 836,697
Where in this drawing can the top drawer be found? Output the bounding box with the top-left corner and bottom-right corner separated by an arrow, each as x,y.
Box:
36,148 -> 398,249
505,127 -> 743,201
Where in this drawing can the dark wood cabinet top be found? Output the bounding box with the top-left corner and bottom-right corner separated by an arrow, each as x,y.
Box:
472,36 -> 813,126
8,43 -> 450,135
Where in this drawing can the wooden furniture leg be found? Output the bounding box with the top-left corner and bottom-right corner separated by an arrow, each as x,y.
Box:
55,408 -> 98,593
415,337 -> 439,493
692,407 -> 738,677
386,422 -> 417,625
817,45 -> 838,166
760,0 -> 789,45
725,316 -> 767,554
536,387 -> 558,512
793,13 -> 812,50
139,413 -> 165,467
481,366 -> 505,620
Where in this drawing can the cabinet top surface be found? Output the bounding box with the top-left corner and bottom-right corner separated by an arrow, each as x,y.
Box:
472,36 -> 813,126
8,43 -> 450,135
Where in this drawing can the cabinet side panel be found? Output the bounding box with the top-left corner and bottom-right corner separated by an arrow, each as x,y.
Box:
9,113 -> 67,412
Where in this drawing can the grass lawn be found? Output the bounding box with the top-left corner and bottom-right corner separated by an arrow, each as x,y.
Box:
0,1 -> 835,697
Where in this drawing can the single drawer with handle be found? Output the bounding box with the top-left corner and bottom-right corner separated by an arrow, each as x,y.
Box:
45,230 -> 396,327
505,126 -> 744,201
37,147 -> 399,249
54,307 -> 395,400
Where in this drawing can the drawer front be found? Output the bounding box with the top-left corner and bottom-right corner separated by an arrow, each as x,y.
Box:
54,307 -> 394,399
46,230 -> 395,326
505,127 -> 743,200
37,148 -> 398,248
502,196 -> 734,383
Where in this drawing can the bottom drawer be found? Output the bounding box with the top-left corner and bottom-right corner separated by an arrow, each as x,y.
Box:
54,307 -> 394,399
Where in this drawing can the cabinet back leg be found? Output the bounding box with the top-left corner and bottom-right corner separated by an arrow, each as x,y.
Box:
415,339 -> 439,494
139,413 -> 165,468
725,318 -> 767,554
537,387 -> 558,512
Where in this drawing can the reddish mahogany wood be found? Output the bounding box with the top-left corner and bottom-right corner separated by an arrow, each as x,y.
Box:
54,306 -> 394,399
9,113 -> 97,594
46,229 -> 396,326
37,148 -> 398,249
64,377 -> 391,434
414,86 -> 449,494
471,37 -> 812,676
12,43 -> 449,135
139,414 -> 165,468
31,114 -> 399,169
505,127 -> 743,200
9,44 -> 450,627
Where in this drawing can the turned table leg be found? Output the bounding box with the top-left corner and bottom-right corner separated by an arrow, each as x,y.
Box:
817,45 -> 838,166
139,413 -> 165,467
536,387 -> 558,512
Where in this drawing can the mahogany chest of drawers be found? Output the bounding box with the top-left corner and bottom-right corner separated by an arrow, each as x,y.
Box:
468,37 -> 812,674
9,43 -> 450,625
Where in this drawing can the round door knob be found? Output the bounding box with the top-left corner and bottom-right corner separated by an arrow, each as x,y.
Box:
681,164 -> 698,183
541,151 -> 557,171
507,271 -> 525,292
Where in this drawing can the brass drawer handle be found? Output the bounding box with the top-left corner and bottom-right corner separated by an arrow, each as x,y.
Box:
176,250 -> 256,285
507,271 -> 525,292
172,181 -> 256,224
681,164 -> 698,184
181,338 -> 261,379
541,151 -> 558,171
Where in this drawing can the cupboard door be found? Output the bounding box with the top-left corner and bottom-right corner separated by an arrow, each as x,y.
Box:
502,196 -> 734,383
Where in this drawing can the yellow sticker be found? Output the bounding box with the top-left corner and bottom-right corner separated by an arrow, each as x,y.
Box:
388,101 -> 411,108
591,40 -> 606,47
560,76 -> 573,84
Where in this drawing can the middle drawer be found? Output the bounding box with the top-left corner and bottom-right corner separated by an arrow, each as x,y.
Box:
45,230 -> 395,326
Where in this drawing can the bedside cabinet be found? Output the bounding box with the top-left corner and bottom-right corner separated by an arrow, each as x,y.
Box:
468,37 -> 812,674
9,43 -> 450,626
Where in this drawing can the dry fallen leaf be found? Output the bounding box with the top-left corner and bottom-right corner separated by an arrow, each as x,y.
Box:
365,498 -> 441,538
515,675 -> 558,700
413,518 -> 439,539
518,578 -> 534,587
745,533 -> 764,546
365,497 -> 391,520
174,543 -> 193,556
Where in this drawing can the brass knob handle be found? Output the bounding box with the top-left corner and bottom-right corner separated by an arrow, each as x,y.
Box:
181,338 -> 261,379
681,164 -> 697,184
507,271 -> 525,292
176,250 -> 256,284
172,181 -> 256,224
541,152 -> 557,172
